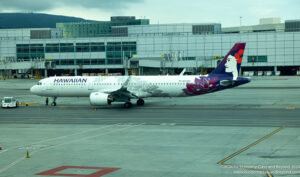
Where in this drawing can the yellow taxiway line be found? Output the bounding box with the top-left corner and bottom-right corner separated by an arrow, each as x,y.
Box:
217,126 -> 286,177
19,102 -> 37,106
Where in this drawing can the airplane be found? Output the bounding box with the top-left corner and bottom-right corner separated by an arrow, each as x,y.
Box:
30,43 -> 250,108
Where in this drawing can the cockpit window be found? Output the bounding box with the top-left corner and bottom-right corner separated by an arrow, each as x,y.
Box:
37,82 -> 42,85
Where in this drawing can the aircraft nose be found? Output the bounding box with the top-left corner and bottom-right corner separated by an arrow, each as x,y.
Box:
30,85 -> 38,94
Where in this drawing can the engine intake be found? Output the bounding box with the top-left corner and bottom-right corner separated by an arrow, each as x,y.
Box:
90,92 -> 110,105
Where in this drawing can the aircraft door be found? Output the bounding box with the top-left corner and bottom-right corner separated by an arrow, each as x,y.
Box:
88,82 -> 94,91
88,77 -> 97,92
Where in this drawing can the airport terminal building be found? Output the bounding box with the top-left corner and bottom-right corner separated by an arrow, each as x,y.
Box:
0,17 -> 300,78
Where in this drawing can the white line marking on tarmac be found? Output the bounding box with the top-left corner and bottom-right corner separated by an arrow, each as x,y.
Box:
0,149 -> 8,154
0,156 -> 26,174
34,123 -> 144,152
0,123 -> 144,174
0,124 -> 120,154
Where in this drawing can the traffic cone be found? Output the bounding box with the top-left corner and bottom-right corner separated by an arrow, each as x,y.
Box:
26,151 -> 30,158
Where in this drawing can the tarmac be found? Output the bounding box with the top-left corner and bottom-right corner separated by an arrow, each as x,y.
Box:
0,76 -> 300,177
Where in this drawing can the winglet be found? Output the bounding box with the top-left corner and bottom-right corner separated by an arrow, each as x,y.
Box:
120,76 -> 132,90
179,68 -> 186,76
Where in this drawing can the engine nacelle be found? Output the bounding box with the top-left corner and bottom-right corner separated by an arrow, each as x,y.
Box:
89,92 -> 110,106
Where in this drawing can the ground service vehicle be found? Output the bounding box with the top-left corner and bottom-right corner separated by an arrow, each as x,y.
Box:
1,97 -> 19,108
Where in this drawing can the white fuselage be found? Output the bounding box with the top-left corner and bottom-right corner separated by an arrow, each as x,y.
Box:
30,75 -> 201,98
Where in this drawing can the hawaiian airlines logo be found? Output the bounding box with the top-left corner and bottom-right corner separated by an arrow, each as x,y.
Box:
225,49 -> 244,80
54,78 -> 87,83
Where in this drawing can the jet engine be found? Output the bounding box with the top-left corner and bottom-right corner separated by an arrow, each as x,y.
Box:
89,92 -> 111,105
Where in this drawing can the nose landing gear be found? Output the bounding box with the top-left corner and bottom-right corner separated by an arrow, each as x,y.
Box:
51,97 -> 57,106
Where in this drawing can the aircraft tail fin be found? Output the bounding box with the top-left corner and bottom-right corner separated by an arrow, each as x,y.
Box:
210,43 -> 246,80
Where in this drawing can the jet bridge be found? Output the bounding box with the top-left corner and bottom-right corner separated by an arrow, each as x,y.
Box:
0,59 -> 52,79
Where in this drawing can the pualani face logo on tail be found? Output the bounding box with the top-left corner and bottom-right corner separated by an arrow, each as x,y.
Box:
182,43 -> 246,96
225,49 -> 244,80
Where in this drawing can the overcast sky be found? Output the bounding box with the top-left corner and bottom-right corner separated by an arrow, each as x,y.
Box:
0,0 -> 299,27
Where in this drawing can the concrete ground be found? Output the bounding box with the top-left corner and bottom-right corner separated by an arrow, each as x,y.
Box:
0,76 -> 300,177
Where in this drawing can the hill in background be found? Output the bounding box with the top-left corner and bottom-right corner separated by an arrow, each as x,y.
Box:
0,13 -> 96,29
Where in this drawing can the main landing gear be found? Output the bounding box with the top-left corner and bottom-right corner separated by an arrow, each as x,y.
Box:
51,97 -> 57,106
137,99 -> 144,106
124,102 -> 132,108
123,99 -> 145,108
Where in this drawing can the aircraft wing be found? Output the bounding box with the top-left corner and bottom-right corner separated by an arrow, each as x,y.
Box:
97,76 -> 139,102
109,89 -> 139,102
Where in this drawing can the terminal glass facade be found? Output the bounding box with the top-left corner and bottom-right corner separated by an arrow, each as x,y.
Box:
56,16 -> 150,38
2,23 -> 300,76
106,41 -> 137,64
16,44 -> 44,60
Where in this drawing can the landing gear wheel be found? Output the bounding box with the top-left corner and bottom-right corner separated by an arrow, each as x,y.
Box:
137,99 -> 144,106
124,102 -> 132,108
